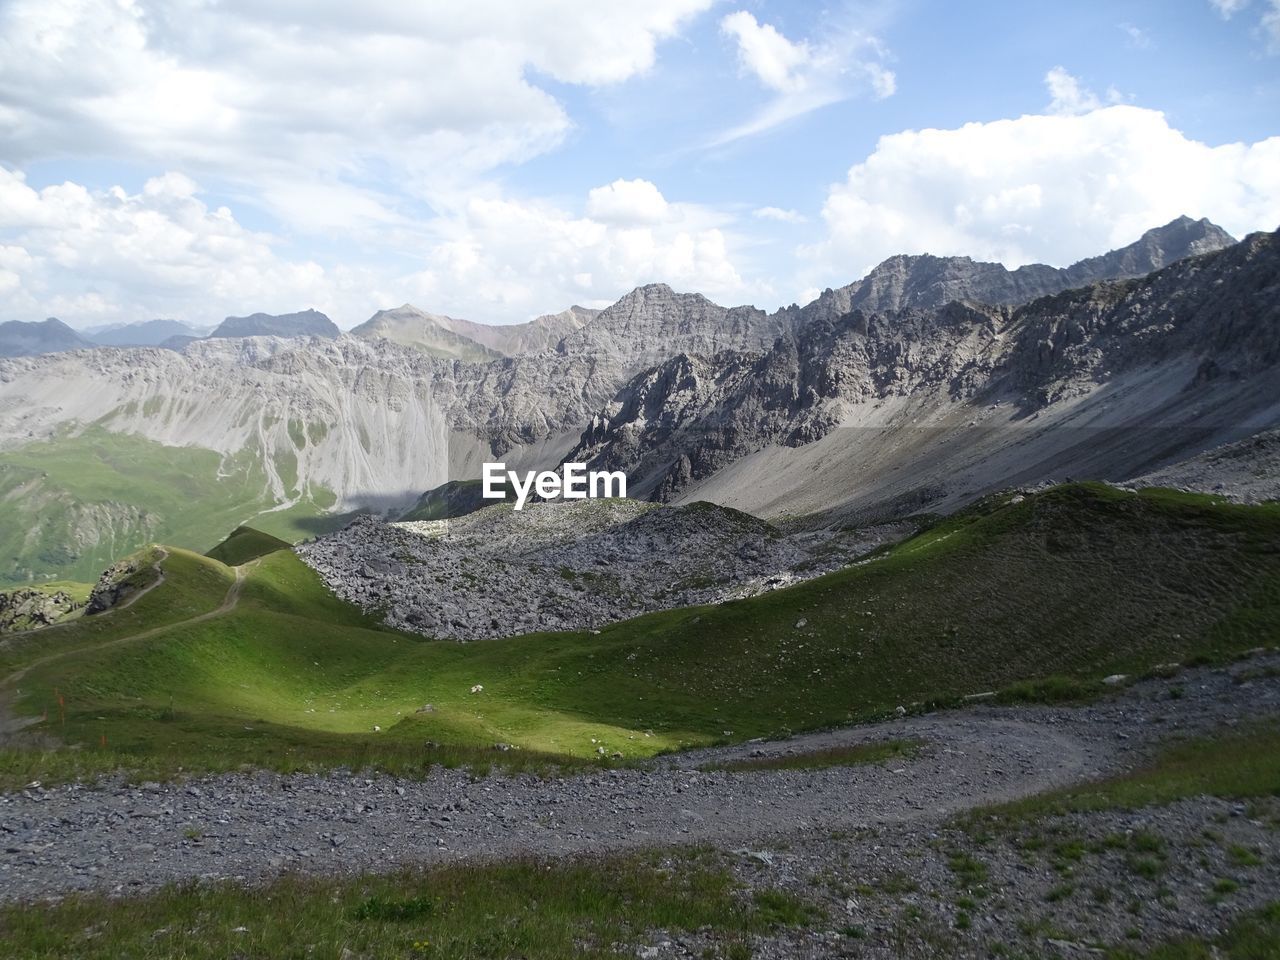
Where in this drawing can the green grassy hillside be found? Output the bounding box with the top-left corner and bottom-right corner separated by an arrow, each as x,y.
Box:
205,526 -> 292,566
399,478 -> 513,521
0,428 -> 342,585
2,483 -> 1277,784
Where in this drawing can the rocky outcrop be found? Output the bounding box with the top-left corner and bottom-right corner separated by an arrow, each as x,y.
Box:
298,501 -> 911,640
569,299 -> 1008,499
1127,426 -> 1280,504
350,305 -> 504,362
434,304 -> 598,356
0,587 -> 79,632
790,216 -> 1236,326
352,304 -> 599,360
556,284 -> 794,374
997,228 -> 1280,407
85,558 -> 143,615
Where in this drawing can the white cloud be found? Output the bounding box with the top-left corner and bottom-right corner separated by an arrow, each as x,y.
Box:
714,11 -> 895,144
0,0 -> 714,217
1264,0 -> 1280,51
0,166 -> 373,325
1210,0 -> 1250,17
1207,0 -> 1280,51
721,11 -> 814,93
753,206 -> 807,224
0,167 -> 757,327
1119,23 -> 1152,49
1045,67 -> 1103,115
403,185 -> 753,318
800,105 -> 1280,292
586,179 -> 671,225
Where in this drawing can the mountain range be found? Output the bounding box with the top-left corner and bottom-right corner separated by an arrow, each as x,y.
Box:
1,214 -> 1275,583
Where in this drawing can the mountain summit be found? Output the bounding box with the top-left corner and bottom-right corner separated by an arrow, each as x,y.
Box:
209,309 -> 339,339
351,303 -> 598,360
800,216 -> 1238,322
0,318 -> 93,358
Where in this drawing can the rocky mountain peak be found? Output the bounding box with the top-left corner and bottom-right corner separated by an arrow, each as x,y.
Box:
1101,215 -> 1237,271
557,283 -> 783,372
804,216 -> 1238,324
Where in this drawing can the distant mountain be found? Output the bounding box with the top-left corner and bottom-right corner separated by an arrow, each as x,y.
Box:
0,318 -> 94,358
351,303 -> 598,359
556,284 -> 789,373
454,305 -> 599,356
0,215 -> 1269,581
209,309 -> 339,339
350,305 -> 503,361
90,319 -> 211,347
792,216 -> 1236,324
552,219 -> 1235,376
568,226 -> 1275,518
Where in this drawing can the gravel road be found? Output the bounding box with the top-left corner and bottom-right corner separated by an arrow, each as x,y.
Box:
1,654 -> 1277,903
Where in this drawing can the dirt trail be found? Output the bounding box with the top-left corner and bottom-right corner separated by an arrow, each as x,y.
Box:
2,656 -> 1276,902
0,557 -> 249,740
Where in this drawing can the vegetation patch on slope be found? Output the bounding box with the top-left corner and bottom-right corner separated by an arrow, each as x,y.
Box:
398,478 -> 514,521
974,722 -> 1280,824
0,849 -> 812,960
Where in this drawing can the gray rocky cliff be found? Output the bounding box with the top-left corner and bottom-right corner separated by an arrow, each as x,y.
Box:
568,228 -> 1277,506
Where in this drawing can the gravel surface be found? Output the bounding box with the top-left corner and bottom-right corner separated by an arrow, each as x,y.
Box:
298,501 -> 911,640
668,791 -> 1280,959
2,654 -> 1277,905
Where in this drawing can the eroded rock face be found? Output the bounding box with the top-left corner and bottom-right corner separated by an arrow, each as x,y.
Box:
297,501 -> 912,640
569,299 -> 1008,500
351,303 -> 599,360
556,284 -> 793,375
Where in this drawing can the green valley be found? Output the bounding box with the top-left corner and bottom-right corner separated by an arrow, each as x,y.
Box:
0,427 -> 343,586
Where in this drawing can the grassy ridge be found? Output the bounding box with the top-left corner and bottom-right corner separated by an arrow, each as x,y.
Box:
0,547 -> 232,678
205,526 -> 292,567
3,483 -> 1278,783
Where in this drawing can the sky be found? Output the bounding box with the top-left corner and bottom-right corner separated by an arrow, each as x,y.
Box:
1,0 -> 1279,330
